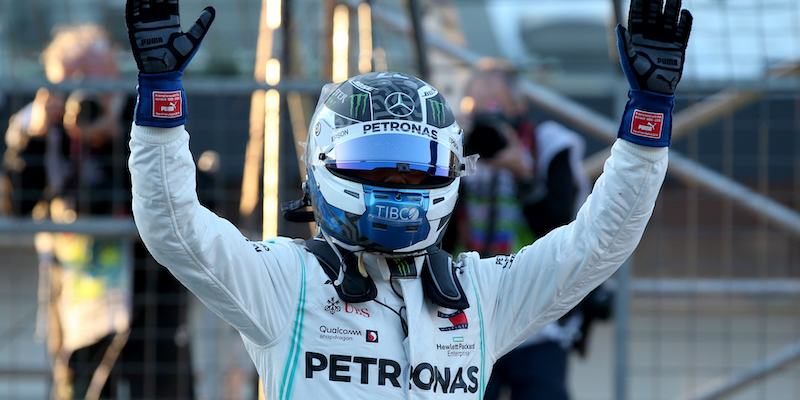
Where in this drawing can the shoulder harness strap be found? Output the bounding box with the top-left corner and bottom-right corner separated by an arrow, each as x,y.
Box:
305,238 -> 377,303
422,248 -> 470,310
304,239 -> 469,310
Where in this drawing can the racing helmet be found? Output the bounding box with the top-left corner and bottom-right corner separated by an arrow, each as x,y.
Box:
303,72 -> 477,254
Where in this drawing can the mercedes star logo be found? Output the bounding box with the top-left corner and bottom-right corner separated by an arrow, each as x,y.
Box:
384,92 -> 415,117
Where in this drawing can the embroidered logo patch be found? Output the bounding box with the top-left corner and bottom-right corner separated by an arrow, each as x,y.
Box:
388,257 -> 417,278
438,310 -> 468,331
152,91 -> 182,118
324,297 -> 341,314
630,109 -> 664,139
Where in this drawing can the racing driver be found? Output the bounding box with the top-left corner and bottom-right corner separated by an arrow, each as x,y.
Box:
125,0 -> 691,398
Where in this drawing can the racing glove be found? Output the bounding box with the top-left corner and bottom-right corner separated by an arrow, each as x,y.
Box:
125,0 -> 215,127
616,0 -> 692,147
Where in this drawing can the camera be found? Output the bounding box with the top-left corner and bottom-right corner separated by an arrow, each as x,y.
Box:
64,89 -> 104,129
464,112 -> 509,159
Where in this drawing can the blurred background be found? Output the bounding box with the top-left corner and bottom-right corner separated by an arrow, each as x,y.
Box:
1,0 -> 799,399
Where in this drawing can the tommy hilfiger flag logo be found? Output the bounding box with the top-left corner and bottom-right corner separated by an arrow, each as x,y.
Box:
438,310 -> 468,331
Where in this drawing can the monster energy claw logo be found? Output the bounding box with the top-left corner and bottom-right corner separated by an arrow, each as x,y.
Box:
396,258 -> 411,276
350,93 -> 370,118
389,257 -> 415,277
428,99 -> 447,126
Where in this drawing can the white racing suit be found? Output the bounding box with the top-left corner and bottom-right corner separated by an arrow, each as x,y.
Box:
129,124 -> 667,399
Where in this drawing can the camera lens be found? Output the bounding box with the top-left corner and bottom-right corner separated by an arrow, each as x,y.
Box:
465,113 -> 508,159
75,99 -> 102,125
65,89 -> 103,126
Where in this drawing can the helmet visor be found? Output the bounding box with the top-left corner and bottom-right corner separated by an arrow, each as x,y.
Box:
319,133 -> 476,179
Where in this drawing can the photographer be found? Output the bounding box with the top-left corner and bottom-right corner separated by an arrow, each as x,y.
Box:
2,25 -> 194,400
444,65 -> 610,400
2,25 -> 127,217
1,25 -> 133,400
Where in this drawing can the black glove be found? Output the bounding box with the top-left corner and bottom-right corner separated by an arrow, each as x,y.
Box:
615,0 -> 692,147
125,0 -> 215,127
617,0 -> 692,95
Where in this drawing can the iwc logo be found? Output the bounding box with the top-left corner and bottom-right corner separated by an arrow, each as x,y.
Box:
384,92 -> 415,117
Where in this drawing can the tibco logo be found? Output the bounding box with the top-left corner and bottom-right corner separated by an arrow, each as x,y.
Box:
375,205 -> 420,220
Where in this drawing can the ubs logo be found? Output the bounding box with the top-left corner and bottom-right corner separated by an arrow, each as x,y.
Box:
384,92 -> 415,117
325,297 -> 342,314
345,303 -> 370,318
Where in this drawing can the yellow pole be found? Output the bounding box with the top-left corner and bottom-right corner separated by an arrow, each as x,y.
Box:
332,4 -> 350,82
245,0 -> 282,397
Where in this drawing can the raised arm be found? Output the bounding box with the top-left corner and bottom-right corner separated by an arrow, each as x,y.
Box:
125,0 -> 299,346
481,0 -> 692,356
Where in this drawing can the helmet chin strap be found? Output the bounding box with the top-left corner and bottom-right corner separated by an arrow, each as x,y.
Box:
280,184 -> 315,223
321,229 -> 348,286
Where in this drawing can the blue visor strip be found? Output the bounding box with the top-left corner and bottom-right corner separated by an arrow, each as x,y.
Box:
325,134 -> 459,177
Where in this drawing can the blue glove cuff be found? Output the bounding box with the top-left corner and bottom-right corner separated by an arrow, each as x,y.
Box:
135,71 -> 187,128
618,89 -> 674,147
